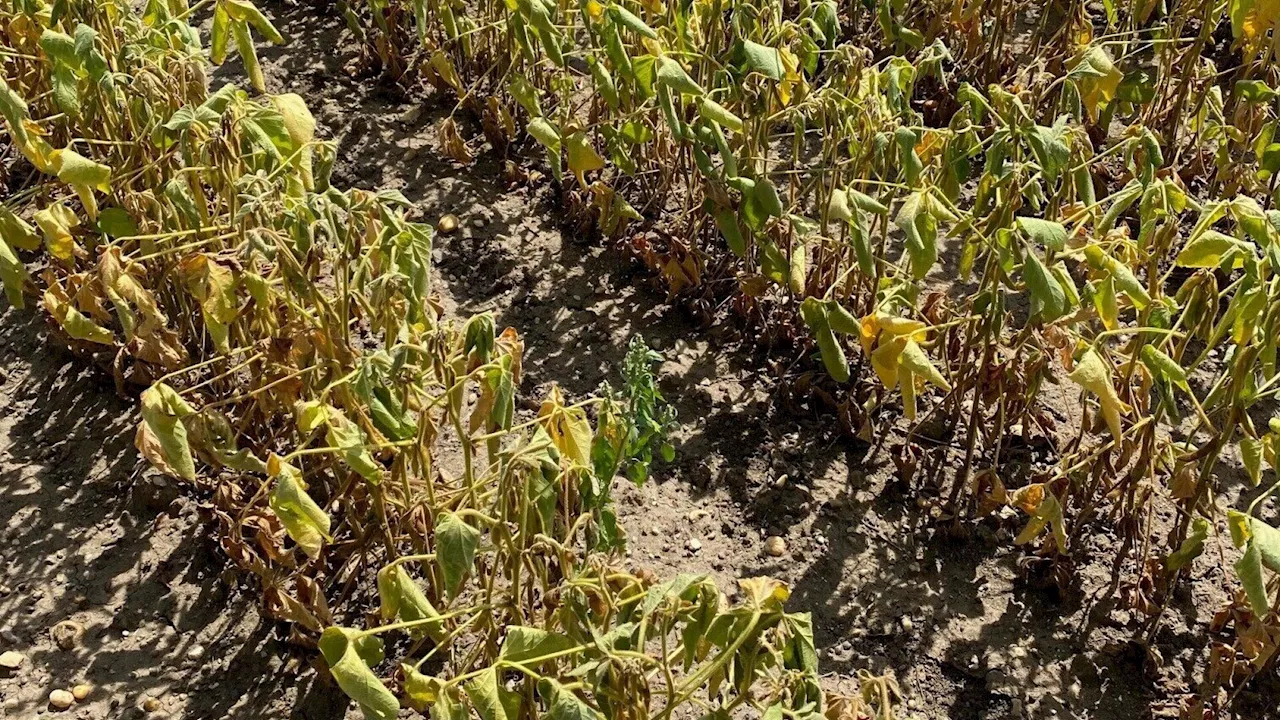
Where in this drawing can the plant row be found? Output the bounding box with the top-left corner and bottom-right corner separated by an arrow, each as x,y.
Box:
337,0 -> 1280,703
0,1 -> 902,718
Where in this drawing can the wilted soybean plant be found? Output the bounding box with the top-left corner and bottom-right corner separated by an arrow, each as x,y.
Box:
336,0 -> 1280,696
0,1 -> 907,718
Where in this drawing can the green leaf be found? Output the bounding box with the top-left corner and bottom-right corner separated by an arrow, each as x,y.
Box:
1016,217 -> 1067,252
465,667 -> 522,720
499,626 -> 576,664
325,406 -> 383,483
1139,345 -> 1189,391
712,206 -> 746,258
608,4 -> 657,38
40,29 -> 81,116
97,208 -> 138,238
799,299 -> 849,382
896,191 -> 938,280
435,511 -> 480,599
538,679 -> 603,720
1237,79 -> 1278,103
0,236 -> 30,309
1236,541 -> 1269,616
696,97 -> 742,132
318,627 -> 399,720
1024,251 -> 1066,322
1227,512 -> 1280,615
225,0 -> 285,44
138,383 -> 197,481
781,612 -> 818,672
1166,517 -> 1209,571
1175,230 -> 1253,268
268,458 -> 331,559
656,56 -> 703,95
1027,119 -> 1071,182
736,39 -> 785,80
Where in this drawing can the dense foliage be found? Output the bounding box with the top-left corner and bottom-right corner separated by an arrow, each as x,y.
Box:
0,1 -> 902,719
330,0 -> 1280,710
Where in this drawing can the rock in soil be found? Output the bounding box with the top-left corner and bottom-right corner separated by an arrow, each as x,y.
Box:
48,690 -> 74,710
51,620 -> 84,650
764,536 -> 787,557
0,650 -> 24,669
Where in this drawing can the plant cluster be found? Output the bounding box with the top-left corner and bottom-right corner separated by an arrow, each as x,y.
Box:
0,1 -> 902,719
333,0 -> 1280,707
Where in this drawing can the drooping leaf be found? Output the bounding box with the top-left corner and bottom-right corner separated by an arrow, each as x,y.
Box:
565,131 -> 605,188
1024,251 -> 1067,323
267,455 -> 330,559
136,383 -> 197,481
1140,345 -> 1190,391
376,564 -> 447,641
1175,230 -> 1254,268
435,511 -> 480,599
1166,517 -> 1209,571
1069,348 -> 1130,442
538,679 -> 603,720
465,667 -> 522,720
538,385 -> 593,465
499,626 -> 576,664
318,627 -> 398,720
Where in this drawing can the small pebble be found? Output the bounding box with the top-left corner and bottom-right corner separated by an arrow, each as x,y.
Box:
764,536 -> 787,557
186,644 -> 206,661
685,538 -> 702,553
48,690 -> 74,710
71,684 -> 91,701
0,650 -> 25,669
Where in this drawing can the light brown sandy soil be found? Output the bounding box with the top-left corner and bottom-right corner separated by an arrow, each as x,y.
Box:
2,2 -> 1279,719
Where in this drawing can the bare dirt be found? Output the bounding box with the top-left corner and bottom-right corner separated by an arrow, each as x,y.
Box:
2,2 -> 1278,719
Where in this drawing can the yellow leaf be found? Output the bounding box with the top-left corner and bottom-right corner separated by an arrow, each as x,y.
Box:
1010,483 -> 1068,552
34,202 -> 79,261
565,131 -> 605,188
51,147 -> 111,220
178,253 -> 239,352
43,286 -> 114,345
737,576 -> 790,610
268,456 -> 331,559
900,339 -> 951,391
1071,46 -> 1122,123
270,93 -> 316,188
858,311 -> 927,356
1068,348 -> 1130,442
537,385 -> 593,466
